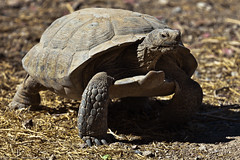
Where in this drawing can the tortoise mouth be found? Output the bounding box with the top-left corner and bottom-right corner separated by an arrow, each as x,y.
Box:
159,42 -> 188,49
156,42 -> 190,55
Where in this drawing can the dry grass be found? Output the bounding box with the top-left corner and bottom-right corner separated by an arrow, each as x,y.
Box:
0,0 -> 239,159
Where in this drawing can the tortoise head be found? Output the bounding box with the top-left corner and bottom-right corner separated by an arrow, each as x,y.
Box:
137,28 -> 197,77
145,28 -> 182,47
137,28 -> 185,70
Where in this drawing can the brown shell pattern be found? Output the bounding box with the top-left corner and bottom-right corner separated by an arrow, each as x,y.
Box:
22,8 -> 168,89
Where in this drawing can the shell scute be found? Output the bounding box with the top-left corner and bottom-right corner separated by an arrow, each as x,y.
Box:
23,8 -> 168,95
48,15 -> 93,50
40,14 -> 76,48
68,18 -> 114,52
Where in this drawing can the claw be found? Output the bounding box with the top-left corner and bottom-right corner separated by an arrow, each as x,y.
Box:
101,139 -> 108,145
94,139 -> 101,146
86,139 -> 92,147
81,135 -> 113,146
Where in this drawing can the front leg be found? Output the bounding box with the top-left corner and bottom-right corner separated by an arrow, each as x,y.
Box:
77,72 -> 114,146
156,54 -> 203,124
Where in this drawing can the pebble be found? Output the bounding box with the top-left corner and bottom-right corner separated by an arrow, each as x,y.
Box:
196,2 -> 212,11
199,144 -> 207,151
231,71 -> 238,77
131,145 -> 139,150
134,150 -> 142,155
172,7 -> 182,14
142,150 -> 153,157
158,0 -> 169,5
7,0 -> 21,8
197,2 -> 207,9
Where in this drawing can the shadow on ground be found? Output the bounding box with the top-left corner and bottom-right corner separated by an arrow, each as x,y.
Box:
28,98 -> 240,145
107,99 -> 240,145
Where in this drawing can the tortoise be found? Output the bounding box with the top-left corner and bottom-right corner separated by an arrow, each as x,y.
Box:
10,8 -> 203,146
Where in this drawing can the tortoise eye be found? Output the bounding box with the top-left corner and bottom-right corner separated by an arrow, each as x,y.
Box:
161,33 -> 167,38
160,32 -> 169,38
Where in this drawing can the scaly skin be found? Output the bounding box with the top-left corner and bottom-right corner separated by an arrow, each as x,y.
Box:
9,74 -> 46,109
156,53 -> 203,124
77,72 -> 114,146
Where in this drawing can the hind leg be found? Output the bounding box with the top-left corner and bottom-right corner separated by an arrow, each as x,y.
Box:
9,74 -> 46,109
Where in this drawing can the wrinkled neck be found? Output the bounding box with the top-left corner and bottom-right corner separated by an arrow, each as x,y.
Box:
137,45 -> 163,71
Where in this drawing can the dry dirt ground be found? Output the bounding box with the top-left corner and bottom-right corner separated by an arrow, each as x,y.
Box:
0,0 -> 240,159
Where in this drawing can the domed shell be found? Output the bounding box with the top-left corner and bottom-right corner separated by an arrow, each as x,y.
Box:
22,8 -> 169,97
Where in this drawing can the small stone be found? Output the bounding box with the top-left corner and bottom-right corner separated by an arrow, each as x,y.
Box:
7,0 -> 21,8
158,0 -> 168,5
231,71 -> 238,77
197,2 -> 212,11
142,150 -> 153,157
134,150 -> 142,155
132,145 -> 138,149
197,2 -> 207,9
199,144 -> 207,151
172,7 -> 182,14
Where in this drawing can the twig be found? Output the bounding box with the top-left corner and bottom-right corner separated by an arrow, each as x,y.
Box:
107,129 -> 124,139
66,3 -> 74,13
229,88 -> 240,96
225,18 -> 240,25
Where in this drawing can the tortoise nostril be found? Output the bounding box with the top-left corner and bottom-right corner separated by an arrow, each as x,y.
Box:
175,31 -> 181,42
